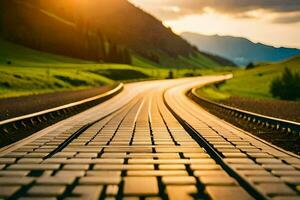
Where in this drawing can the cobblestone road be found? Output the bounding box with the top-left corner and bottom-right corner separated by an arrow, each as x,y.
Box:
0,76 -> 299,200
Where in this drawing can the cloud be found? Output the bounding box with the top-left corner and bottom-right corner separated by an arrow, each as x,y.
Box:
272,13 -> 300,24
130,0 -> 300,23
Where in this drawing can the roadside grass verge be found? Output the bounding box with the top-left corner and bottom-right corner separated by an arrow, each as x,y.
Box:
196,86 -> 230,101
198,55 -> 300,101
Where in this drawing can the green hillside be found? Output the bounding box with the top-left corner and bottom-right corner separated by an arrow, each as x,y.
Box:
0,38 -> 230,98
199,55 -> 300,100
0,0 -> 234,69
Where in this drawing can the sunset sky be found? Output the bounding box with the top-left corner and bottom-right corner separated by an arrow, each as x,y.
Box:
129,0 -> 300,48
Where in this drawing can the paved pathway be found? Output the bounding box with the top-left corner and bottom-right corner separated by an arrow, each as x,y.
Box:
0,76 -> 299,199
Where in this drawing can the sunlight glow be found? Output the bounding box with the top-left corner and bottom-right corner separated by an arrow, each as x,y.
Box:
129,0 -> 300,48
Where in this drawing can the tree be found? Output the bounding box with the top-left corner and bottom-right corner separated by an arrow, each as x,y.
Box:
96,31 -> 106,61
106,41 -> 118,63
270,67 -> 300,100
167,70 -> 174,79
122,48 -> 131,64
246,62 -> 255,70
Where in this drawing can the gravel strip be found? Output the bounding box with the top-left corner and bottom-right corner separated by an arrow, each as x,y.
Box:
0,84 -> 116,121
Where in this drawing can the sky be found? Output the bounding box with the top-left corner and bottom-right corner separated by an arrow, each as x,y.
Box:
129,0 -> 300,48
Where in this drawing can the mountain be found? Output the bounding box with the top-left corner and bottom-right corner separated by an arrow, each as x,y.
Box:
0,0 -> 234,68
181,32 -> 300,66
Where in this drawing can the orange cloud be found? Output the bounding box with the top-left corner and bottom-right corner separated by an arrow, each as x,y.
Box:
130,0 -> 300,23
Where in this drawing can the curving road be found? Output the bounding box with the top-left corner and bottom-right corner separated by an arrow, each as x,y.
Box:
0,76 -> 299,200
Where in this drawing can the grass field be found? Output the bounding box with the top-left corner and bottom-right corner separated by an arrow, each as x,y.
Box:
0,38 -> 233,98
198,55 -> 300,100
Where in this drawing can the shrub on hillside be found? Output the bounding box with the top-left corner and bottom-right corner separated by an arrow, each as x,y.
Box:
270,67 -> 300,100
167,70 -> 174,79
246,62 -> 255,70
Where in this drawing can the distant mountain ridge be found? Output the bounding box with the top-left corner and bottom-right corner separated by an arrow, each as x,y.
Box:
181,32 -> 300,66
0,0 -> 234,68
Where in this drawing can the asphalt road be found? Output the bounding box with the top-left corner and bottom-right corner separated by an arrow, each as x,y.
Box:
0,76 -> 299,200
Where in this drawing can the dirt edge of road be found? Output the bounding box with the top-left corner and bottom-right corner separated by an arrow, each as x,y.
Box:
0,84 -> 117,121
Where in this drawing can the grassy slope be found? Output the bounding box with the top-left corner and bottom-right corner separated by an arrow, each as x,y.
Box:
198,55 -> 300,100
0,38 -> 231,99
1,0 -> 230,70
0,38 -> 108,98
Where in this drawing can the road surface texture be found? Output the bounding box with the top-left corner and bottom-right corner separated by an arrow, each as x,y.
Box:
0,76 -> 299,200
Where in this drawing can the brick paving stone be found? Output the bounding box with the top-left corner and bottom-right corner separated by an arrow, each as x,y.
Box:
80,177 -> 121,185
127,158 -> 214,165
284,158 -> 300,165
17,158 -> 43,164
75,153 -> 98,158
155,147 -> 203,153
0,158 -> 16,164
106,185 -> 119,196
93,159 -> 124,164
247,153 -> 273,158
190,164 -> 221,170
162,176 -> 196,185
94,164 -> 154,170
256,158 -> 283,164
86,171 -> 121,177
71,185 -> 103,200
64,158 -> 93,164
166,185 -> 197,200
104,147 -> 152,153
56,171 -> 86,177
0,186 -> 21,198
127,170 -> 188,176
128,153 -> 180,159
63,147 -> 102,153
63,164 -> 90,170
199,176 -> 237,185
53,152 -> 76,158
222,152 -> 247,158
0,170 -> 29,176
24,153 -> 48,158
8,164 -> 60,170
123,177 -> 159,195
3,152 -> 28,158
194,170 -> 228,176
237,170 -> 271,176
243,149 -> 265,153
281,177 -> 300,185
224,158 -> 254,164
0,177 -> 34,185
215,149 -> 241,153
36,176 -> 76,185
183,153 -> 209,158
272,170 -> 300,176
230,164 -> 263,170
101,153 -> 127,158
206,186 -> 254,200
159,164 -> 186,170
249,176 -> 283,183
27,185 -> 66,196
43,158 -> 67,164
257,183 -> 296,196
